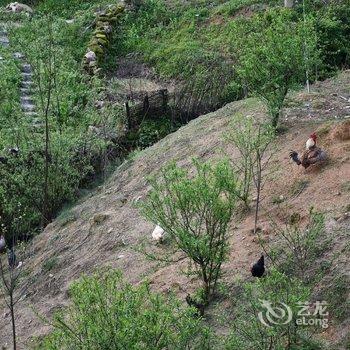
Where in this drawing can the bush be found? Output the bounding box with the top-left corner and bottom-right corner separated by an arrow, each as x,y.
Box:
140,159 -> 238,303
271,209 -> 327,283
137,118 -> 173,149
225,269 -> 322,350
39,270 -> 213,350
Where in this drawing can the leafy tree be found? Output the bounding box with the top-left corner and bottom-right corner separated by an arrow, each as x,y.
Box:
140,159 -> 238,304
230,9 -> 319,128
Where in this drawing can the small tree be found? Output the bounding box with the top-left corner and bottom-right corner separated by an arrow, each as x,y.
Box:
140,159 -> 238,303
231,9 -> 319,128
270,209 -> 327,283
226,115 -> 275,233
0,206 -> 28,350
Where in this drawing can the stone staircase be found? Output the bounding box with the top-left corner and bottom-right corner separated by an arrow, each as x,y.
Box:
0,22 -> 40,127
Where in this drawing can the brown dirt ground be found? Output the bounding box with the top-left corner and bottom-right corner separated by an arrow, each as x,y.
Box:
1,72 -> 350,349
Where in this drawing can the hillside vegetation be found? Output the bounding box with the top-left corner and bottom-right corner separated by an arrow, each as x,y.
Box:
0,0 -> 349,349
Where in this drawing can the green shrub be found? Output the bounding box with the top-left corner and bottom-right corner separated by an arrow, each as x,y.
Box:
140,159 -> 238,303
39,270 -> 213,350
271,210 -> 328,283
137,118 -> 173,149
229,9 -> 319,128
225,269 -> 321,350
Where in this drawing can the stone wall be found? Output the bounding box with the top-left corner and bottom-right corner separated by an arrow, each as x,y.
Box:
83,3 -> 125,75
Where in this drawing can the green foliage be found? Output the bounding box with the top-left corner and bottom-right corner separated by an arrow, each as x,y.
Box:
39,270 -> 213,350
0,48 -> 21,128
0,7 -> 124,241
140,159 -> 238,302
271,210 -> 328,283
230,9 -> 319,127
303,0 -> 350,76
137,118 -> 173,149
224,114 -> 275,208
42,257 -> 58,272
104,0 -> 350,121
225,268 -> 318,350
321,274 -> 350,322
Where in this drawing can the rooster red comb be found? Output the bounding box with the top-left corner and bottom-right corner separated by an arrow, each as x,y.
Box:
310,133 -> 317,141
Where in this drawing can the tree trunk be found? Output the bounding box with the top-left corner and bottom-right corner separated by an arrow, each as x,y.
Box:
254,157 -> 262,234
10,294 -> 16,350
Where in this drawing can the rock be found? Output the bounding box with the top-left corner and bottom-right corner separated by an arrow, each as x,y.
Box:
84,50 -> 96,63
6,2 -> 34,14
21,64 -> 32,73
103,24 -> 113,34
65,19 -> 75,24
132,195 -> 142,203
94,100 -> 105,109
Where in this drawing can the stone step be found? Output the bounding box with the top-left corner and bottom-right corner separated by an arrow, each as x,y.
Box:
30,117 -> 44,127
21,64 -> 32,73
21,103 -> 36,112
0,37 -> 9,46
13,52 -> 24,60
25,111 -> 39,118
20,96 -> 34,104
22,72 -> 33,82
20,81 -> 34,89
20,87 -> 32,95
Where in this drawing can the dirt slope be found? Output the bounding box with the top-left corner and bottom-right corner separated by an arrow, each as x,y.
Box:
1,72 -> 350,349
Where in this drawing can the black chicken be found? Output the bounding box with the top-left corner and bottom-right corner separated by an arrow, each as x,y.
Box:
186,294 -> 205,317
251,255 -> 265,278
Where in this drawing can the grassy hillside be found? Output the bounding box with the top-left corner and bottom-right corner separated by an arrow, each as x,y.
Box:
1,70 -> 349,349
0,1 -> 349,349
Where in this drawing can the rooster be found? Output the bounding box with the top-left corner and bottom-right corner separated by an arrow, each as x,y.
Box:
290,133 -> 327,169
